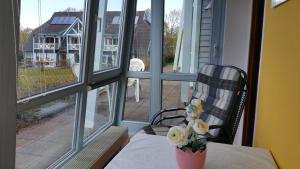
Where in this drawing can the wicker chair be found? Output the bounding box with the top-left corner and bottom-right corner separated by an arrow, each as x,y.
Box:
143,64 -> 247,144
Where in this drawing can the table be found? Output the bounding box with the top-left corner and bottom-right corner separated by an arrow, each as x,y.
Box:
105,133 -> 278,169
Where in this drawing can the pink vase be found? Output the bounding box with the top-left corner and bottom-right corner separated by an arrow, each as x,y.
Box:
176,148 -> 207,169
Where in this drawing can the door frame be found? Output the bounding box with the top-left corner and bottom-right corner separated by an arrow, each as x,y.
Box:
242,0 -> 265,146
116,0 -> 228,134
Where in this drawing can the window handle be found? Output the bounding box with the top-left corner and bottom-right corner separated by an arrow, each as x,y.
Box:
213,43 -> 219,58
204,0 -> 214,10
97,16 -> 102,32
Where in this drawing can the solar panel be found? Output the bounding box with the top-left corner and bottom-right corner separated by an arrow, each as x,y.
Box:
112,16 -> 120,24
50,16 -> 76,25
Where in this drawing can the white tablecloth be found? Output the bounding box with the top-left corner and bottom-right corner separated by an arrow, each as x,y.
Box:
105,133 -> 278,169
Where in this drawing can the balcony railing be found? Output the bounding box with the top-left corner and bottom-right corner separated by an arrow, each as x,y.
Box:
33,43 -> 59,50
103,45 -> 118,52
68,44 -> 81,50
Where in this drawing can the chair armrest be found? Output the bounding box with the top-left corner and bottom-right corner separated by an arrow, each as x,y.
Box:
209,125 -> 223,130
151,108 -> 186,125
154,115 -> 186,125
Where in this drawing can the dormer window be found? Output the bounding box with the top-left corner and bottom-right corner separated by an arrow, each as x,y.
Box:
112,16 -> 120,24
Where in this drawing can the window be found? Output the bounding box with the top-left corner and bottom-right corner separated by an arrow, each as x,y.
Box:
163,0 -> 184,73
16,94 -> 77,169
112,16 -> 120,24
105,38 -> 112,45
93,0 -> 124,72
123,79 -> 150,122
116,0 -> 152,132
17,0 -> 86,99
129,2 -> 151,72
117,0 -> 226,133
163,0 -> 225,73
71,37 -> 79,44
15,0 -> 127,168
84,83 -> 118,140
2,0 -> 226,167
162,81 -> 193,108
113,38 -> 118,45
45,37 -> 54,43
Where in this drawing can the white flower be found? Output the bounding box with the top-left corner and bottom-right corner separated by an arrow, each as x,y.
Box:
185,99 -> 203,122
191,99 -> 202,106
193,119 -> 209,135
191,99 -> 204,113
167,126 -> 188,147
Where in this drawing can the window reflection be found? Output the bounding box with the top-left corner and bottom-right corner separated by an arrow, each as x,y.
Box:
84,83 -> 117,139
16,94 -> 77,169
93,0 -> 124,72
18,0 -> 85,99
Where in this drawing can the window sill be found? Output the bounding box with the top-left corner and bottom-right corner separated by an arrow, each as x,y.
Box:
62,126 -> 129,169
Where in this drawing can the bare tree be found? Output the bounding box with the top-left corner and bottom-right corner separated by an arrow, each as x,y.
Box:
163,10 -> 182,64
165,10 -> 181,35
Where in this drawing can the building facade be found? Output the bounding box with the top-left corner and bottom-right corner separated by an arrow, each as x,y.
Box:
23,11 -> 150,68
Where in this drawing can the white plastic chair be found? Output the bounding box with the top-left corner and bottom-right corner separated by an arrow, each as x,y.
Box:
128,58 -> 145,102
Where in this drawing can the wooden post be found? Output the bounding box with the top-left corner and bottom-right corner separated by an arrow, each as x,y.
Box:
0,0 -> 17,168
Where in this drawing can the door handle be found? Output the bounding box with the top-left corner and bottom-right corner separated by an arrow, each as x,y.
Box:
213,43 -> 219,58
96,16 -> 102,32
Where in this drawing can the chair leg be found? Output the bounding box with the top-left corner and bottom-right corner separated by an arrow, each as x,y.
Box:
139,83 -> 142,100
106,85 -> 112,113
135,79 -> 140,102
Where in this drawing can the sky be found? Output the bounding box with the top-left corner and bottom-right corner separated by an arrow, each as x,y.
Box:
20,0 -> 182,29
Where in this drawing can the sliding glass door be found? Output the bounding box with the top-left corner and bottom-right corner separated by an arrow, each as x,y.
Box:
118,0 -> 226,133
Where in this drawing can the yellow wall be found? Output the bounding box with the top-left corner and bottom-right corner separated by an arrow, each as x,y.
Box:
255,0 -> 300,168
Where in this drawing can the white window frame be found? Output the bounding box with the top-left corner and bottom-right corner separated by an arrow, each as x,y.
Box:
1,0 -> 134,168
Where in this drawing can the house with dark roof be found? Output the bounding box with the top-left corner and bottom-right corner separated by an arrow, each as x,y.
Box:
99,11 -> 151,66
23,11 -> 151,68
23,12 -> 83,67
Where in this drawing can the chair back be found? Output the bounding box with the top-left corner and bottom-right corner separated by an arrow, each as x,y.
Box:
129,58 -> 145,72
192,64 -> 247,144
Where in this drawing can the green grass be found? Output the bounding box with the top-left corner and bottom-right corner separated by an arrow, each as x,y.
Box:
17,67 -> 76,98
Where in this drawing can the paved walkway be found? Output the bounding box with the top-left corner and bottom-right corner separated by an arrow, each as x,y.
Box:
16,65 -> 192,169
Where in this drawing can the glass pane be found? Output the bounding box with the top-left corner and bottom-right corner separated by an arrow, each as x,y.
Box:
18,0 -> 86,99
163,0 -> 212,73
84,82 -> 118,139
129,0 -> 151,72
16,94 -> 77,169
123,79 -> 150,122
162,80 -> 194,125
163,0 -> 183,73
93,0 -> 124,72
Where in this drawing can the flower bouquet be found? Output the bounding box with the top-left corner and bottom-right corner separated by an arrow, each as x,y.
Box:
166,99 -> 209,169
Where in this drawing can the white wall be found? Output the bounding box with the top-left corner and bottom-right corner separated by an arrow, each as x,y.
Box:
222,0 -> 253,145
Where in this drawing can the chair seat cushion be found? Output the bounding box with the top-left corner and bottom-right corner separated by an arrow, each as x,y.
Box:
193,65 -> 245,137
